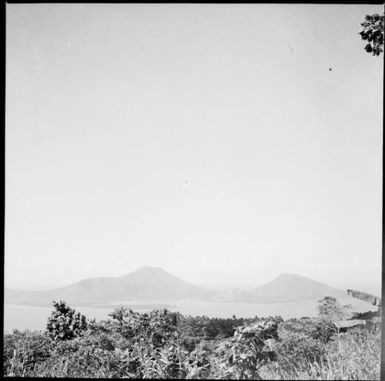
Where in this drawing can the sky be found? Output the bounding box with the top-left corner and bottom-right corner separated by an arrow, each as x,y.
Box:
6,4 -> 383,294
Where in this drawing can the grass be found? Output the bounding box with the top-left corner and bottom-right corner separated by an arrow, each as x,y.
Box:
3,303 -> 381,379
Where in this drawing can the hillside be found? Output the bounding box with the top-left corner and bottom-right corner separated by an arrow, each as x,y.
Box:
4,266 -> 216,306
233,273 -> 347,303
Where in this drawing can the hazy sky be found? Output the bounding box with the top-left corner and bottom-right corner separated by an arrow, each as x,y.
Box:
6,4 -> 383,294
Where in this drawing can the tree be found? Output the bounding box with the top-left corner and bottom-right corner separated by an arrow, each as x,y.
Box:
359,13 -> 384,56
317,296 -> 350,322
46,300 -> 88,341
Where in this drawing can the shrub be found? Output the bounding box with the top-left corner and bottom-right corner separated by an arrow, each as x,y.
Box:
46,300 -> 88,341
4,330 -> 53,377
108,307 -> 179,347
219,319 -> 279,379
3,303 -> 381,379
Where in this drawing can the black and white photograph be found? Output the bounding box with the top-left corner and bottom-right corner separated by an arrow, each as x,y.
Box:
4,3 -> 384,379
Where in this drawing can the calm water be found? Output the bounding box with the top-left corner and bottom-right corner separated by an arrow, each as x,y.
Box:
4,298 -> 375,334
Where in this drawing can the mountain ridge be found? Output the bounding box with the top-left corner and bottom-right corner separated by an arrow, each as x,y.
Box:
4,266 -> 215,306
5,267 -> 348,306
233,272 -> 347,303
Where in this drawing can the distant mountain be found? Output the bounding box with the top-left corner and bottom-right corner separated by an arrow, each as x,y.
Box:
233,273 -> 347,303
5,269 -> 348,307
5,266 -> 216,307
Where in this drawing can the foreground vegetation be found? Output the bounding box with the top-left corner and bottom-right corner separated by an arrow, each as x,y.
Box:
3,299 -> 381,379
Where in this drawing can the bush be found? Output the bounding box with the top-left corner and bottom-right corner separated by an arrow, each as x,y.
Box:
217,319 -> 279,379
46,300 -> 88,341
3,301 -> 381,379
4,330 -> 53,377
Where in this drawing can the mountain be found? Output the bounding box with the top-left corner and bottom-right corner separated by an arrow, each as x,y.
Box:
4,266 -> 216,307
233,273 -> 347,303
5,269 -> 348,307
